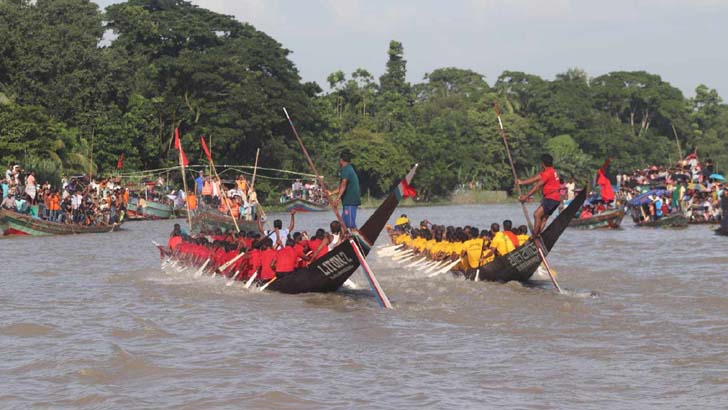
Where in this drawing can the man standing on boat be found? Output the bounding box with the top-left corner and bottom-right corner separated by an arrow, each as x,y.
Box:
328,151 -> 360,230
517,154 -> 561,237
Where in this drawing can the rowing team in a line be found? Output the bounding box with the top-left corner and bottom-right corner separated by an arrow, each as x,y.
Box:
164,220 -> 345,284
387,216 -> 531,272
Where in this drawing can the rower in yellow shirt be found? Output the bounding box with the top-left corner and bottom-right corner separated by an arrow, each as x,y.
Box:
394,214 -> 410,229
464,230 -> 485,269
516,225 -> 530,246
490,223 -> 515,257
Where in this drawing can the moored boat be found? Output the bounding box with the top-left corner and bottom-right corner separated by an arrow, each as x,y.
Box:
0,209 -> 121,236
634,213 -> 688,228
128,197 -> 174,219
460,187 -> 586,283
569,208 -> 625,229
626,189 -> 688,228
283,198 -> 328,213
190,209 -> 258,234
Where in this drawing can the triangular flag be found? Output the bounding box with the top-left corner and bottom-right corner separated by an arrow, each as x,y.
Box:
174,128 -> 189,167
200,136 -> 212,161
396,178 -> 417,200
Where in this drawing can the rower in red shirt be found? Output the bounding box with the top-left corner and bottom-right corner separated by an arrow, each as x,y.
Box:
292,232 -> 307,268
517,154 -> 561,236
274,239 -> 298,279
258,238 -> 277,281
306,228 -> 329,263
244,242 -> 262,280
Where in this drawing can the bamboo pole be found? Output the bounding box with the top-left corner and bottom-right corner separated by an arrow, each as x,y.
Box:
283,107 -> 348,235
494,102 -> 562,293
178,145 -> 193,230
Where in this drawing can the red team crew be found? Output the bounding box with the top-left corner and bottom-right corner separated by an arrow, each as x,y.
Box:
166,222 -> 343,284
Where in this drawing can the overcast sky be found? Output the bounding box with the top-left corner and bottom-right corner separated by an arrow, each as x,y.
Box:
97,0 -> 728,98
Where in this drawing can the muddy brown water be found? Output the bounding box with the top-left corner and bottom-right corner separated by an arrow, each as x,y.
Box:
1,204 -> 727,409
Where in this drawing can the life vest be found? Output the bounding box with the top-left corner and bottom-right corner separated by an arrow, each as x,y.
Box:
202,180 -> 212,196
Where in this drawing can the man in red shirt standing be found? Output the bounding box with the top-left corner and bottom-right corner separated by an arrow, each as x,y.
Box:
517,154 -> 561,237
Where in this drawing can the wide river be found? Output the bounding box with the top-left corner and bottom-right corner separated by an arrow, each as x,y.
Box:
1,204 -> 727,409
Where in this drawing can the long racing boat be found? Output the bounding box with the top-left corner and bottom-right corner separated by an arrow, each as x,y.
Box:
160,164 -> 418,295
460,187 -> 586,283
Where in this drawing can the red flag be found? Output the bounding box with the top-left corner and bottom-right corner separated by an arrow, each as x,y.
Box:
174,128 -> 181,150
200,136 -> 212,161
597,158 -> 615,202
174,128 -> 189,167
400,179 -> 417,198
116,152 -> 124,169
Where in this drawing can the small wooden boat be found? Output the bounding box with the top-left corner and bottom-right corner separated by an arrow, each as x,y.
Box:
283,198 -> 328,213
190,209 -> 258,234
128,197 -> 174,219
569,208 -> 625,229
634,213 -> 688,228
160,164 -> 418,295
460,187 -> 586,283
0,209 -> 121,236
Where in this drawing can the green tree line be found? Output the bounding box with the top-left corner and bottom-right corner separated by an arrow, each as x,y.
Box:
2,0 -> 727,201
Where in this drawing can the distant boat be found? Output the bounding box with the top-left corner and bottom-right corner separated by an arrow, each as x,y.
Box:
190,209 -> 258,234
569,208 -> 625,229
627,189 -> 688,228
128,197 -> 174,219
283,198 -> 328,213
0,209 -> 121,237
634,213 -> 688,229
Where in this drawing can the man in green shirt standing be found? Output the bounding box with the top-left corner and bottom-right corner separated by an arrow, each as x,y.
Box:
329,151 -> 360,229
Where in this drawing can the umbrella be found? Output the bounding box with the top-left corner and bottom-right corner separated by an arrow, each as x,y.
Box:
628,189 -> 670,207
709,173 -> 726,182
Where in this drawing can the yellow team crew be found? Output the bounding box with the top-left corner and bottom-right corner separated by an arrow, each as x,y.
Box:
388,223 -> 529,271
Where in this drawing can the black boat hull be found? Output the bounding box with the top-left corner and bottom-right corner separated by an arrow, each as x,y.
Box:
463,187 -> 587,283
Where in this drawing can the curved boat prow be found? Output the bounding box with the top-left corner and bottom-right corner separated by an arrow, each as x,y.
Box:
267,164 -> 419,294
471,186 -> 587,282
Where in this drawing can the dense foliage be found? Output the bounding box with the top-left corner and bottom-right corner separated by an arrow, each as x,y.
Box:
1,0 -> 727,201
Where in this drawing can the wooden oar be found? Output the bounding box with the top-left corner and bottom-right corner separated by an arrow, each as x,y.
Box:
427,259 -> 461,278
424,260 -> 448,274
392,250 -> 415,260
494,102 -> 563,293
421,260 -> 441,270
350,239 -> 392,309
411,258 -> 433,269
404,257 -> 427,268
259,276 -> 277,291
194,258 -> 211,278
225,270 -> 242,286
215,252 -> 246,275
244,270 -> 259,289
395,254 -> 419,264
